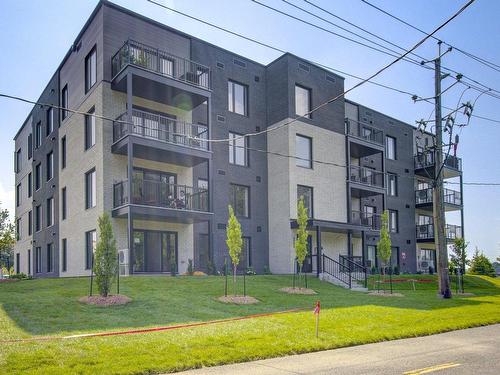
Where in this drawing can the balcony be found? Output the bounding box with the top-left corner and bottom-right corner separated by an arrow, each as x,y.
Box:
349,165 -> 385,197
350,210 -> 381,230
415,187 -> 462,211
111,39 -> 210,90
345,119 -> 384,157
414,151 -> 462,178
112,109 -> 210,167
416,222 -> 462,242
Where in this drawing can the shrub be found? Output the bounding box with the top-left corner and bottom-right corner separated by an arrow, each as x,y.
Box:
246,267 -> 256,276
10,272 -> 31,280
187,259 -> 194,275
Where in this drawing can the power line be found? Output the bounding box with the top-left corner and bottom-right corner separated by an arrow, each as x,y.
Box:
144,0 -> 500,125
360,0 -> 500,74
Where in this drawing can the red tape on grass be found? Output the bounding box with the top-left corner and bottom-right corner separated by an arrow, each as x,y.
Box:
1,307 -> 309,344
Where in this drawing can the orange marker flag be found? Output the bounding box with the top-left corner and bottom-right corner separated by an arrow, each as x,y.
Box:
314,300 -> 320,338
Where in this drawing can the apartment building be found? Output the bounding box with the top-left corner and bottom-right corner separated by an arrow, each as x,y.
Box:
13,0 -> 464,278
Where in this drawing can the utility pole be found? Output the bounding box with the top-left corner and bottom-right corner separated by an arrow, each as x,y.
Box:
433,41 -> 452,298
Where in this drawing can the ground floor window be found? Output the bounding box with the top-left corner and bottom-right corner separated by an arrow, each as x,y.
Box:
16,253 -> 20,274
62,239 -> 67,272
417,249 -> 436,273
133,230 -> 177,273
85,230 -> 97,270
47,243 -> 53,273
366,245 -> 376,268
390,247 -> 399,267
28,249 -> 31,275
35,247 -> 41,273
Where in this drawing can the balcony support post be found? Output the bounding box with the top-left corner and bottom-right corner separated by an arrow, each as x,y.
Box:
126,71 -> 133,134
316,225 -> 322,276
459,173 -> 465,242
345,135 -> 352,223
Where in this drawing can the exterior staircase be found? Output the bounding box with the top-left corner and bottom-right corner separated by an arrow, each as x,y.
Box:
319,254 -> 368,292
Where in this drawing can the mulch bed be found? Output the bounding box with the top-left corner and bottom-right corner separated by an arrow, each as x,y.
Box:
78,295 -> 132,306
217,295 -> 259,304
368,291 -> 404,297
279,287 -> 317,295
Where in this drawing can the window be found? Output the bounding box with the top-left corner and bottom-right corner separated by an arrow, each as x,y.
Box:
61,136 -> 66,168
16,253 -> 20,274
228,80 -> 248,116
386,135 -> 396,160
16,218 -> 21,241
85,168 -> 96,209
35,163 -> 41,190
62,238 -> 67,272
295,84 -> 311,118
46,243 -> 53,273
229,184 -> 249,217
296,134 -> 312,168
28,249 -> 31,275
35,247 -> 42,273
47,198 -> 54,227
228,132 -> 248,166
35,122 -> 42,148
198,178 -> 208,190
16,183 -> 21,207
61,187 -> 67,220
237,237 -> 252,270
85,46 -> 97,93
46,107 -> 54,136
28,172 -> 32,197
297,185 -> 313,218
388,209 -> 398,233
35,205 -> 42,232
85,108 -> 96,149
28,210 -> 32,236
390,247 -> 400,266
61,85 -> 68,120
15,148 -> 21,173
387,173 -> 398,196
46,151 -> 53,181
28,133 -> 33,159
367,245 -> 377,268
85,230 -> 97,269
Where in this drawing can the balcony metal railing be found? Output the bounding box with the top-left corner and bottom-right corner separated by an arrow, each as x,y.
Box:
350,210 -> 382,230
416,222 -> 462,240
415,188 -> 462,206
345,119 -> 384,145
113,109 -> 209,151
113,179 -> 209,212
349,165 -> 385,188
414,151 -> 462,171
111,39 -> 211,90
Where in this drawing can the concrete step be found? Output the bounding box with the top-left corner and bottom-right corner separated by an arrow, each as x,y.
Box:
319,273 -> 368,292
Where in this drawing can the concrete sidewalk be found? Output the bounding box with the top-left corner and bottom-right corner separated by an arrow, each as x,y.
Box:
174,324 -> 500,374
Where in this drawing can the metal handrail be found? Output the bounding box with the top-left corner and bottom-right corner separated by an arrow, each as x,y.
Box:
113,109 -> 209,150
350,210 -> 382,230
339,254 -> 368,288
322,254 -> 351,288
349,165 -> 385,188
414,151 -> 462,171
345,118 -> 384,145
415,187 -> 462,205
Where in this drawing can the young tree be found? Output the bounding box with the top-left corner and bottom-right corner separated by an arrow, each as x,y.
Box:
295,196 -> 308,287
93,213 -> 118,297
226,205 -> 242,296
449,238 -> 469,274
0,205 -> 15,269
376,210 -> 392,291
469,248 -> 495,277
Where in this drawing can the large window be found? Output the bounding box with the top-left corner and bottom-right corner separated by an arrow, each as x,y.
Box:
35,122 -> 42,148
28,133 -> 33,159
62,238 -> 67,272
295,84 -> 311,118
85,168 -> 96,209
35,247 -> 42,273
295,134 -> 312,168
85,46 -> 97,93
46,151 -> 53,181
46,107 -> 54,136
61,85 -> 68,121
85,108 -> 96,150
85,230 -> 97,270
228,132 -> 248,166
387,173 -> 398,196
367,245 -> 377,268
46,243 -> 53,273
46,197 -> 54,227
229,184 -> 249,217
228,80 -> 248,116
61,136 -> 66,169
35,163 -> 41,190
35,205 -> 41,232
389,209 -> 398,233
386,135 -> 396,160
297,185 -> 313,218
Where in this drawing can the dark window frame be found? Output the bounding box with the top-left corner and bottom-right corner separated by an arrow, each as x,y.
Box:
35,163 -> 41,191
295,134 -> 313,169
61,187 -> 67,220
227,80 -> 248,116
62,238 -> 67,272
35,247 -> 42,273
28,172 -> 32,197
85,230 -> 97,270
389,209 -> 399,233
228,132 -> 249,167
28,133 -> 33,159
46,243 -> 53,273
28,210 -> 32,236
61,84 -> 68,121
229,183 -> 250,218
46,151 -> 53,182
84,107 -> 96,150
35,122 -> 42,148
295,84 -> 312,119
61,136 -> 66,169
46,107 -> 54,136
386,135 -> 397,160
85,168 -> 96,209
46,197 -> 54,227
387,173 -> 398,197
16,183 -> 21,207
15,148 -> 21,173
297,184 -> 314,218
85,45 -> 97,93
35,204 -> 42,232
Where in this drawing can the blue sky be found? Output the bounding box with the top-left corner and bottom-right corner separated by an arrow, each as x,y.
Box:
0,0 -> 498,260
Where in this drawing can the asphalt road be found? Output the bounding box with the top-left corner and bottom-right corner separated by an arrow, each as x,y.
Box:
174,324 -> 500,374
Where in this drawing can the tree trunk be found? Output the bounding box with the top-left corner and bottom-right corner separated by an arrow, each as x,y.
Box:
233,264 -> 237,296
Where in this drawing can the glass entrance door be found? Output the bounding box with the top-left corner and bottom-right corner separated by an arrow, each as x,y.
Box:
161,232 -> 177,273
133,230 -> 177,273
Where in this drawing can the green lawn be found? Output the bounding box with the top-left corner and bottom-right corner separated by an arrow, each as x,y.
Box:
0,274 -> 499,374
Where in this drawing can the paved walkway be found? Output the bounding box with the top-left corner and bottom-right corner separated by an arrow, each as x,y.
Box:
174,324 -> 500,374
